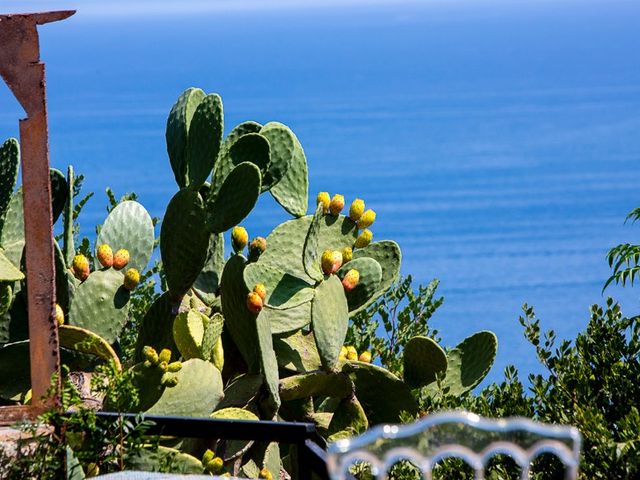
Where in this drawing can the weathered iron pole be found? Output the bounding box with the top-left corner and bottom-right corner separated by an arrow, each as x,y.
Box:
0,10 -> 75,409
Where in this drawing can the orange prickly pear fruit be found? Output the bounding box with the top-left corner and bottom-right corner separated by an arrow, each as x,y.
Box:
247,291 -> 264,314
354,229 -> 373,249
112,249 -> 130,270
346,346 -> 358,361
54,304 -> 64,326
231,226 -> 249,253
123,268 -> 140,290
253,283 -> 267,301
349,198 -> 365,222
329,194 -> 345,216
341,269 -> 360,292
342,246 -> 353,263
249,236 -> 267,256
358,209 -> 376,229
316,192 -> 330,213
321,250 -> 343,275
359,351 -> 372,363
72,254 -> 90,281
96,244 -> 113,268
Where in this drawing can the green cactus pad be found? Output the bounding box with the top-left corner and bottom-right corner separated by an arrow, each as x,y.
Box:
0,250 -> 23,282
256,214 -> 358,284
186,93 -> 224,189
337,256 -> 382,313
270,132 -> 308,218
403,336 -> 448,389
126,446 -> 204,474
68,269 -> 130,344
262,301 -> 312,334
1,290 -> 28,344
96,200 -> 154,272
134,292 -> 179,362
58,325 -> 122,371
192,233 -> 224,306
312,275 -> 349,370
256,308 -> 281,415
328,395 -> 368,437
342,361 -> 418,424
243,261 -> 314,310
438,331 -> 498,396
173,309 -> 208,360
206,162 -> 261,234
0,138 -> 19,237
62,166 -> 75,266
259,122 -> 295,190
273,329 -> 322,373
211,407 -> 259,421
50,168 -> 68,225
211,407 -> 260,462
0,283 -> 11,319
147,358 -> 224,417
54,240 -> 73,312
229,133 -> 271,175
279,371 -> 352,402
161,189 -> 210,298
352,240 -> 401,301
217,373 -> 264,410
0,189 -> 24,267
166,87 -> 206,188
302,204 -> 325,282
220,254 -> 260,372
0,341 -> 30,401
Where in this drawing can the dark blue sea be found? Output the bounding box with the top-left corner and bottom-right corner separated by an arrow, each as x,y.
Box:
2,0 -> 640,384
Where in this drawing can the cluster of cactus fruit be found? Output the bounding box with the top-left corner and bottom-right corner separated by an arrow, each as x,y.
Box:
0,89 -> 498,478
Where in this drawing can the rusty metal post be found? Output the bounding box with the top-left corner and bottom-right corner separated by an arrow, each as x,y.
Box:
0,10 -> 75,411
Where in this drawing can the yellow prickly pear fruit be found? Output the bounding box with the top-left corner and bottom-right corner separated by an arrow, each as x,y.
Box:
54,304 -> 64,326
72,254 -> 90,281
321,250 -> 343,275
162,375 -> 179,387
259,468 -> 273,480
354,229 -> 373,249
253,283 -> 267,301
346,346 -> 358,361
143,346 -> 159,364
341,269 -> 360,292
339,345 -> 348,360
167,361 -> 182,372
358,209 -> 376,229
231,226 -> 249,253
349,198 -> 365,221
359,351 -> 372,363
316,191 -> 330,213
158,348 -> 172,364
123,268 -> 140,291
96,244 -> 114,268
112,249 -> 130,270
206,457 -> 224,474
342,246 -> 353,263
202,449 -> 215,465
329,194 -> 345,216
158,361 -> 169,372
247,291 -> 264,314
86,462 -> 100,477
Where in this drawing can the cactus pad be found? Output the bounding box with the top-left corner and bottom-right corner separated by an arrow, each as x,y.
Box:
312,275 -> 349,370
302,204 -> 324,282
261,301 -> 312,334
147,358 -> 224,417
337,257 -> 382,313
161,189 -> 210,298
0,250 -> 23,282
403,336 -> 447,389
58,325 -> 122,371
211,407 -> 259,421
134,292 -> 179,362
193,233 -> 224,306
217,373 -> 264,410
54,241 -> 74,312
327,395 -> 368,437
256,308 -> 281,415
229,133 -> 271,175
243,262 -> 314,310
96,200 -> 154,272
0,138 -> 19,237
259,122 -> 295,190
173,309 -> 223,361
352,240 -> 401,301
342,361 -> 418,424
126,446 -> 204,474
279,371 -> 352,402
63,166 -> 75,265
68,269 -> 130,344
270,132 -> 308,218
0,189 -> 24,267
206,162 -> 261,234
50,168 -> 68,225
273,329 -> 321,373
186,93 -> 224,188
166,87 -> 206,188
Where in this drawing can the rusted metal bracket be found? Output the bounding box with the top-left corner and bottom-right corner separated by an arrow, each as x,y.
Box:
0,10 -> 75,416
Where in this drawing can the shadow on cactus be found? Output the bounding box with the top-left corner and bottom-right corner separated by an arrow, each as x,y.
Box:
0,88 -> 498,478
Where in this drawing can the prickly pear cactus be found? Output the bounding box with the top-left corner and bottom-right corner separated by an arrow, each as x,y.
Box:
0,138 -> 19,237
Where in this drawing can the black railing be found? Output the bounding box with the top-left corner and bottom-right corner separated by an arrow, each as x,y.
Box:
95,412 -> 329,479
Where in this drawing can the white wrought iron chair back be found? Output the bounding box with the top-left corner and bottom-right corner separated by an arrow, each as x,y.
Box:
326,411 -> 582,480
